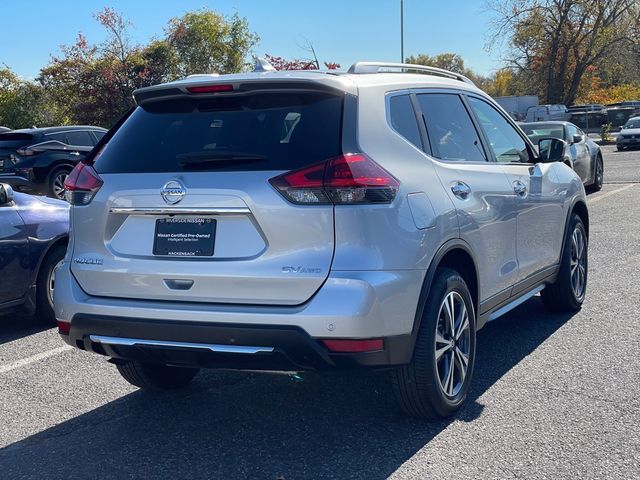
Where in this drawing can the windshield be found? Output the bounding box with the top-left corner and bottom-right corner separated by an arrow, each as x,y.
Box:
95,91 -> 343,174
520,124 -> 565,143
623,119 -> 640,129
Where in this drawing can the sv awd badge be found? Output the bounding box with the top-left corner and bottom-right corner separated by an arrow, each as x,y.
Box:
281,266 -> 322,274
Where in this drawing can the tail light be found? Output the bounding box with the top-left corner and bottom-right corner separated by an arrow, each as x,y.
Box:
16,147 -> 40,156
269,154 -> 399,205
322,338 -> 384,353
64,162 -> 103,205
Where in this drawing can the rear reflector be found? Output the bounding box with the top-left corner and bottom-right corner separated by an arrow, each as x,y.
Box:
187,84 -> 234,94
64,162 -> 103,205
269,154 -> 399,205
57,320 -> 70,335
322,339 -> 384,353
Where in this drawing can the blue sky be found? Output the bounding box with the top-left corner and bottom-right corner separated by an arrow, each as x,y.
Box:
0,1 -> 504,79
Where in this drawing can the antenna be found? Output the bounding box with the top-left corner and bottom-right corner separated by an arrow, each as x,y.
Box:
253,57 -> 277,72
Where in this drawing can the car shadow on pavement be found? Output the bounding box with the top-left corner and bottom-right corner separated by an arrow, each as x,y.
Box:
0,314 -> 51,346
0,297 -> 574,479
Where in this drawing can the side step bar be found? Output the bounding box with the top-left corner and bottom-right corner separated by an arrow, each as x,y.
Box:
488,284 -> 545,322
89,335 -> 274,355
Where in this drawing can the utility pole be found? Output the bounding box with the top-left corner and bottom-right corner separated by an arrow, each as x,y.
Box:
400,0 -> 404,62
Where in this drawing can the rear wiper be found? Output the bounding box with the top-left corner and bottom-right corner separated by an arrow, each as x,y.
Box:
177,151 -> 268,165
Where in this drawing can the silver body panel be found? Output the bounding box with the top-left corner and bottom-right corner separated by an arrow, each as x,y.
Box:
55,69 -> 587,343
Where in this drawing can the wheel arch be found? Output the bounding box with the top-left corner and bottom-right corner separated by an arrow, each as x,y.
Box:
410,239 -> 480,348
33,235 -> 69,287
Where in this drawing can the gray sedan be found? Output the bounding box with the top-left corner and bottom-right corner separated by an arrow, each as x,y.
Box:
520,121 -> 604,191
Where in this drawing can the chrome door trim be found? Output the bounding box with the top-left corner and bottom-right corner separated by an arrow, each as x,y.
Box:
109,207 -> 251,216
89,335 -> 274,354
487,284 -> 545,321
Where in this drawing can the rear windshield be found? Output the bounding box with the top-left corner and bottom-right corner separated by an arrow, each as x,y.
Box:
95,92 -> 344,173
520,124 -> 565,142
0,133 -> 34,149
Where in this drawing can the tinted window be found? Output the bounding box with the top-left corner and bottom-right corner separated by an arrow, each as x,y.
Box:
0,133 -> 34,150
389,95 -> 422,149
65,130 -> 94,147
47,133 -> 68,144
92,130 -> 106,141
95,92 -> 343,173
468,97 -> 533,163
417,94 -> 486,162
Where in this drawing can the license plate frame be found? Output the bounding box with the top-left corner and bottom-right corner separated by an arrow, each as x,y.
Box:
153,217 -> 216,257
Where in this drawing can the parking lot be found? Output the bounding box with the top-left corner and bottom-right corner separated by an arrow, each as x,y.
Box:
0,144 -> 638,479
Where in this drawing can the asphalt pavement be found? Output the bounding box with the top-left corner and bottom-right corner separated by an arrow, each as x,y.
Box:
0,144 -> 638,479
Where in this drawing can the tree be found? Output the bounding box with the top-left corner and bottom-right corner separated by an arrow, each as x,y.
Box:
263,54 -> 341,71
404,53 -> 488,87
166,10 -> 259,76
489,0 -> 640,105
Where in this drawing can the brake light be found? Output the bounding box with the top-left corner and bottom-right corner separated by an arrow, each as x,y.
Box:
187,84 -> 234,94
57,320 -> 70,335
16,147 -> 39,156
64,162 -> 103,205
322,338 -> 384,353
269,154 -> 399,205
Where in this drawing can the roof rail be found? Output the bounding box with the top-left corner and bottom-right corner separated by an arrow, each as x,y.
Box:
347,62 -> 475,86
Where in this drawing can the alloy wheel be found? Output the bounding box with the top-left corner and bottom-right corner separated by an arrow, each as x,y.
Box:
52,172 -> 69,199
434,291 -> 471,398
570,227 -> 587,300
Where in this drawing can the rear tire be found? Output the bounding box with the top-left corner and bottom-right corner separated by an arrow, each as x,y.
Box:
47,167 -> 71,200
616,146 -> 624,151
35,245 -> 66,325
391,267 -> 476,419
116,361 -> 199,390
541,214 -> 587,312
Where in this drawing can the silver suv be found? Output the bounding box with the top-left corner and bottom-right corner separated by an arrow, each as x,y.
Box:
55,61 -> 589,419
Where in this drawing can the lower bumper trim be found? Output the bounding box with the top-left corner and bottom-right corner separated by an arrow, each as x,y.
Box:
89,335 -> 274,354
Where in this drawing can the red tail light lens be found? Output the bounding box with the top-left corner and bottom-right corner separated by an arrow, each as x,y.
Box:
64,162 -> 103,205
187,84 -> 234,94
269,154 -> 399,205
57,320 -> 70,335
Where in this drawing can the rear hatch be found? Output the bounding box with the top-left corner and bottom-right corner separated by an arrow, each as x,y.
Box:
0,133 -> 34,172
70,85 -> 345,305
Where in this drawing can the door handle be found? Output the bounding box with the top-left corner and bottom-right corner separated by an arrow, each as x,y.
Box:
513,180 -> 527,197
451,181 -> 471,199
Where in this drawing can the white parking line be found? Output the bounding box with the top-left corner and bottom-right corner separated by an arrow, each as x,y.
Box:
0,345 -> 72,375
588,184 -> 636,205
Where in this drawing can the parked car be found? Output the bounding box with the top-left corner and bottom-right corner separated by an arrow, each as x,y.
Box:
568,104 -> 608,131
55,60 -> 589,419
0,184 -> 69,323
0,126 -> 107,200
616,116 -> 640,151
525,104 -> 569,122
519,121 -> 603,191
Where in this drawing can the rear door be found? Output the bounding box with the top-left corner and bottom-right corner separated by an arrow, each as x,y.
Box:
70,88 -> 344,305
416,92 -> 519,302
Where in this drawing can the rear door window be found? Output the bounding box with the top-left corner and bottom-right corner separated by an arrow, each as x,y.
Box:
417,93 -> 486,162
95,92 -> 344,173
388,94 -> 422,149
65,130 -> 95,147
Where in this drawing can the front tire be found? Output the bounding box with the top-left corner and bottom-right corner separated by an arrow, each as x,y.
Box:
588,155 -> 603,192
541,214 -> 587,312
116,361 -> 200,390
35,244 -> 66,325
392,267 -> 476,419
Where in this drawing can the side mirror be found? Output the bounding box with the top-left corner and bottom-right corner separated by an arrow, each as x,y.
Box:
538,138 -> 567,163
0,183 -> 14,205
572,134 -> 583,144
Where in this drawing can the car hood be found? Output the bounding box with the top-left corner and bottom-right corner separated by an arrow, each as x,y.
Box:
620,128 -> 640,136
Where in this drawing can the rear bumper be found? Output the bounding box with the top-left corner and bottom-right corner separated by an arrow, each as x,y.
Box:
54,264 -> 425,370
60,314 -> 413,370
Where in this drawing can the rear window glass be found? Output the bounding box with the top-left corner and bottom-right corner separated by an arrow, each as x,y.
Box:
520,124 -> 565,142
95,92 -> 344,173
0,133 -> 34,149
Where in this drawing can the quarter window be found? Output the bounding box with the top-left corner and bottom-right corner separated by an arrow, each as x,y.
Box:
388,94 -> 422,149
417,93 -> 486,162
468,97 -> 533,164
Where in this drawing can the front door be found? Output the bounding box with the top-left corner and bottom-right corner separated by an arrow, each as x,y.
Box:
466,95 -> 565,283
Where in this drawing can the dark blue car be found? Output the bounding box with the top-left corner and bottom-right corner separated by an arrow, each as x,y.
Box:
0,183 -> 68,323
